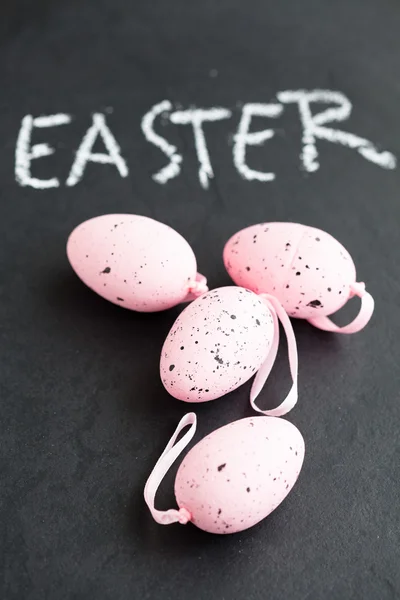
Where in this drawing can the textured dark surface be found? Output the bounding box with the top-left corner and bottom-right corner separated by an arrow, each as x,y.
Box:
1,1 -> 400,599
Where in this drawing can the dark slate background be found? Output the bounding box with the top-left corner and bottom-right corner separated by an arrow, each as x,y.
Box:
1,1 -> 399,599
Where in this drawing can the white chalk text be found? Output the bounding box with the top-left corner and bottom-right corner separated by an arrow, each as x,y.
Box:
15,90 -> 396,190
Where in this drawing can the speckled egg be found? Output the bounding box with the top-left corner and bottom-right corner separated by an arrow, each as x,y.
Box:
223,222 -> 358,319
160,286 -> 274,402
67,214 -> 206,312
175,416 -> 305,534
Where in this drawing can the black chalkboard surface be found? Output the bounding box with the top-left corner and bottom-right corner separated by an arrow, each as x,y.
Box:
1,1 -> 400,599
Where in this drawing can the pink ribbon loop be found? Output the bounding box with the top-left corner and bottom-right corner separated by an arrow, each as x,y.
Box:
307,282 -> 374,334
144,413 -> 196,526
182,273 -> 209,303
251,294 -> 298,417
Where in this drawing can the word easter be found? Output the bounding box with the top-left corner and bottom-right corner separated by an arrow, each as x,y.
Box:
15,89 -> 396,190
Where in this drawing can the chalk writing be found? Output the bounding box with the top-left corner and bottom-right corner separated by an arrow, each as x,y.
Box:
170,107 -> 232,188
15,113 -> 71,189
141,100 -> 183,184
66,113 -> 128,186
277,90 -> 396,171
14,90 -> 397,189
233,103 -> 283,182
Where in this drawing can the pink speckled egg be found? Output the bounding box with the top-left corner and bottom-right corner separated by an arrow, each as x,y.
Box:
160,286 -> 274,402
224,222 -> 362,320
67,214 -> 207,312
175,416 -> 304,534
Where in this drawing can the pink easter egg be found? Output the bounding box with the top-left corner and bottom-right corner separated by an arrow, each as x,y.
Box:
67,214 -> 206,312
223,222 -> 358,319
175,416 -> 305,534
160,286 -> 274,402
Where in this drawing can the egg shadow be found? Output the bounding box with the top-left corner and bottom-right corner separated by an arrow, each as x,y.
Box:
42,265 -> 186,420
292,318 -> 342,351
45,265 -> 178,330
129,475 -> 291,558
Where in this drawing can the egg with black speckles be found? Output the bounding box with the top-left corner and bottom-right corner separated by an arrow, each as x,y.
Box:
67,214 -> 207,312
223,222 -> 374,332
160,286 -> 274,402
175,415 -> 304,534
